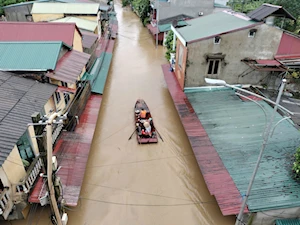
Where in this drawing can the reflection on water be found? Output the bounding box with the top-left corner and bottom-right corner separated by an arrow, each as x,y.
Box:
7,1 -> 235,224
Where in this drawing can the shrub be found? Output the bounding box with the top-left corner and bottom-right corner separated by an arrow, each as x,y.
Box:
292,146 -> 300,180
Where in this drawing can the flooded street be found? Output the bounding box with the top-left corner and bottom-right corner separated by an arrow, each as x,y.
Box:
6,1 -> 235,224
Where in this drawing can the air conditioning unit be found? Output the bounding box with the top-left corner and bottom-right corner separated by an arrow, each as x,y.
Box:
198,12 -> 204,16
62,213 -> 68,225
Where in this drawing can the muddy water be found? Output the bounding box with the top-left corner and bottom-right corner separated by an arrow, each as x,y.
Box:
7,1 -> 235,225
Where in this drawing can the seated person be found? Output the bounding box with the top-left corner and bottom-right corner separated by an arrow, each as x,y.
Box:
140,108 -> 147,119
142,121 -> 152,137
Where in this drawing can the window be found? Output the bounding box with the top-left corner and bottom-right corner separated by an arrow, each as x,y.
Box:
248,29 -> 257,37
61,82 -> 68,87
54,92 -> 61,103
17,132 -> 35,166
207,59 -> 220,75
214,36 -> 221,44
64,93 -> 70,105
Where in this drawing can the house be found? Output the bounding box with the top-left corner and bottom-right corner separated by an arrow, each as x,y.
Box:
0,41 -> 90,114
147,0 -> 230,45
31,2 -> 100,22
163,65 -> 300,225
171,4 -> 296,90
50,17 -> 99,34
2,0 -> 95,22
0,22 -> 84,52
0,71 -> 58,220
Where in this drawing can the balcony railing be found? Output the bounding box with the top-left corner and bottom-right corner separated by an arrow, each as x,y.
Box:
0,187 -> 13,219
16,157 -> 43,195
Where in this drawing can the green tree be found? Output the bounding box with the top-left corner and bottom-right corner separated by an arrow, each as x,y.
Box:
165,31 -> 176,61
131,0 -> 150,25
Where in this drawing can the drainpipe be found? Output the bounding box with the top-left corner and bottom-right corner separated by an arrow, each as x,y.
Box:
46,113 -> 63,225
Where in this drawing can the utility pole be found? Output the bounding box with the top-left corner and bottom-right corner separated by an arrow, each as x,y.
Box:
235,79 -> 287,225
155,0 -> 159,48
47,113 -> 63,225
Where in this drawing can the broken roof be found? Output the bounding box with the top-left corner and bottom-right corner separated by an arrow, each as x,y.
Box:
0,71 -> 57,166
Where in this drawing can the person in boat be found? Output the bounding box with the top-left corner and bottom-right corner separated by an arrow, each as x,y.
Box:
136,123 -> 142,136
142,121 -> 152,137
140,108 -> 147,119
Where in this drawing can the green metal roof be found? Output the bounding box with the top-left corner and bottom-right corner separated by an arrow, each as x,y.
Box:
89,52 -> 112,94
276,219 -> 300,225
158,21 -> 188,33
176,11 -> 257,43
50,17 -> 98,32
0,41 -> 70,71
185,89 -> 300,212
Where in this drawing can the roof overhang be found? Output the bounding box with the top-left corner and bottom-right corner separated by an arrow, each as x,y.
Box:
275,54 -> 300,68
241,58 -> 287,71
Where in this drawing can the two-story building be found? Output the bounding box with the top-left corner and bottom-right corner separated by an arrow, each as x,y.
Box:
171,4 -> 297,90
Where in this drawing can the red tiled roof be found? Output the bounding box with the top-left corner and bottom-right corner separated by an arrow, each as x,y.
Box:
47,50 -> 90,84
81,31 -> 98,49
29,94 -> 102,206
162,64 -> 247,216
0,22 -> 80,47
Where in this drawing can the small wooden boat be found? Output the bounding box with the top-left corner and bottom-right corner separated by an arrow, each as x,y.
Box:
134,99 -> 158,144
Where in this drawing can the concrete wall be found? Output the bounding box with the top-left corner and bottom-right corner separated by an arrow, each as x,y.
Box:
4,4 -> 33,22
252,207 -> 300,225
27,126 -> 39,156
77,15 -> 97,22
159,0 -> 214,20
44,96 -> 56,115
185,24 -> 283,87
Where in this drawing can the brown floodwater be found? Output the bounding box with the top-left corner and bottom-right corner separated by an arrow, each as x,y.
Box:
6,1 -> 235,224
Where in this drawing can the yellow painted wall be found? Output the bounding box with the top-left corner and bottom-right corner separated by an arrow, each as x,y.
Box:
32,13 -> 64,22
0,168 -> 11,187
44,96 -> 56,115
73,29 -> 83,52
76,16 -> 97,22
2,146 -> 26,184
27,126 -> 39,156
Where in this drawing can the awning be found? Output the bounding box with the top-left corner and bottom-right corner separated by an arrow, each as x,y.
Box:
241,58 -> 287,71
147,24 -> 159,35
275,54 -> 300,68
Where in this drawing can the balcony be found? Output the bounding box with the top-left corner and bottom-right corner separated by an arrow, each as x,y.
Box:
0,187 -> 13,219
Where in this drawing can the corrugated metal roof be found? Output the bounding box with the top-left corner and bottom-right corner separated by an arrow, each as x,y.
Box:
0,71 -> 57,166
247,3 -> 296,22
176,11 -> 257,43
186,89 -> 300,212
31,2 -> 99,14
47,49 -> 90,84
90,52 -> 112,94
50,17 -> 97,32
81,31 -> 98,49
158,21 -> 187,32
276,219 -> 300,225
2,0 -> 95,8
0,41 -> 70,71
0,22 -> 78,47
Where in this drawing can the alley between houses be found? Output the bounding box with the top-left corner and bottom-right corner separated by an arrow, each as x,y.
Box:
6,1 -> 235,224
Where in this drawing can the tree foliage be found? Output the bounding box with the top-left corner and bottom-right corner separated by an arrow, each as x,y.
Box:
165,31 -> 176,61
131,0 -> 150,24
227,0 -> 300,33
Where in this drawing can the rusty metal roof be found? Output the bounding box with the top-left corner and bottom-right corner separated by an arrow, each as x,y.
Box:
47,50 -> 90,84
0,22 -> 79,47
81,31 -> 98,49
247,3 -> 296,21
0,71 -> 57,166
